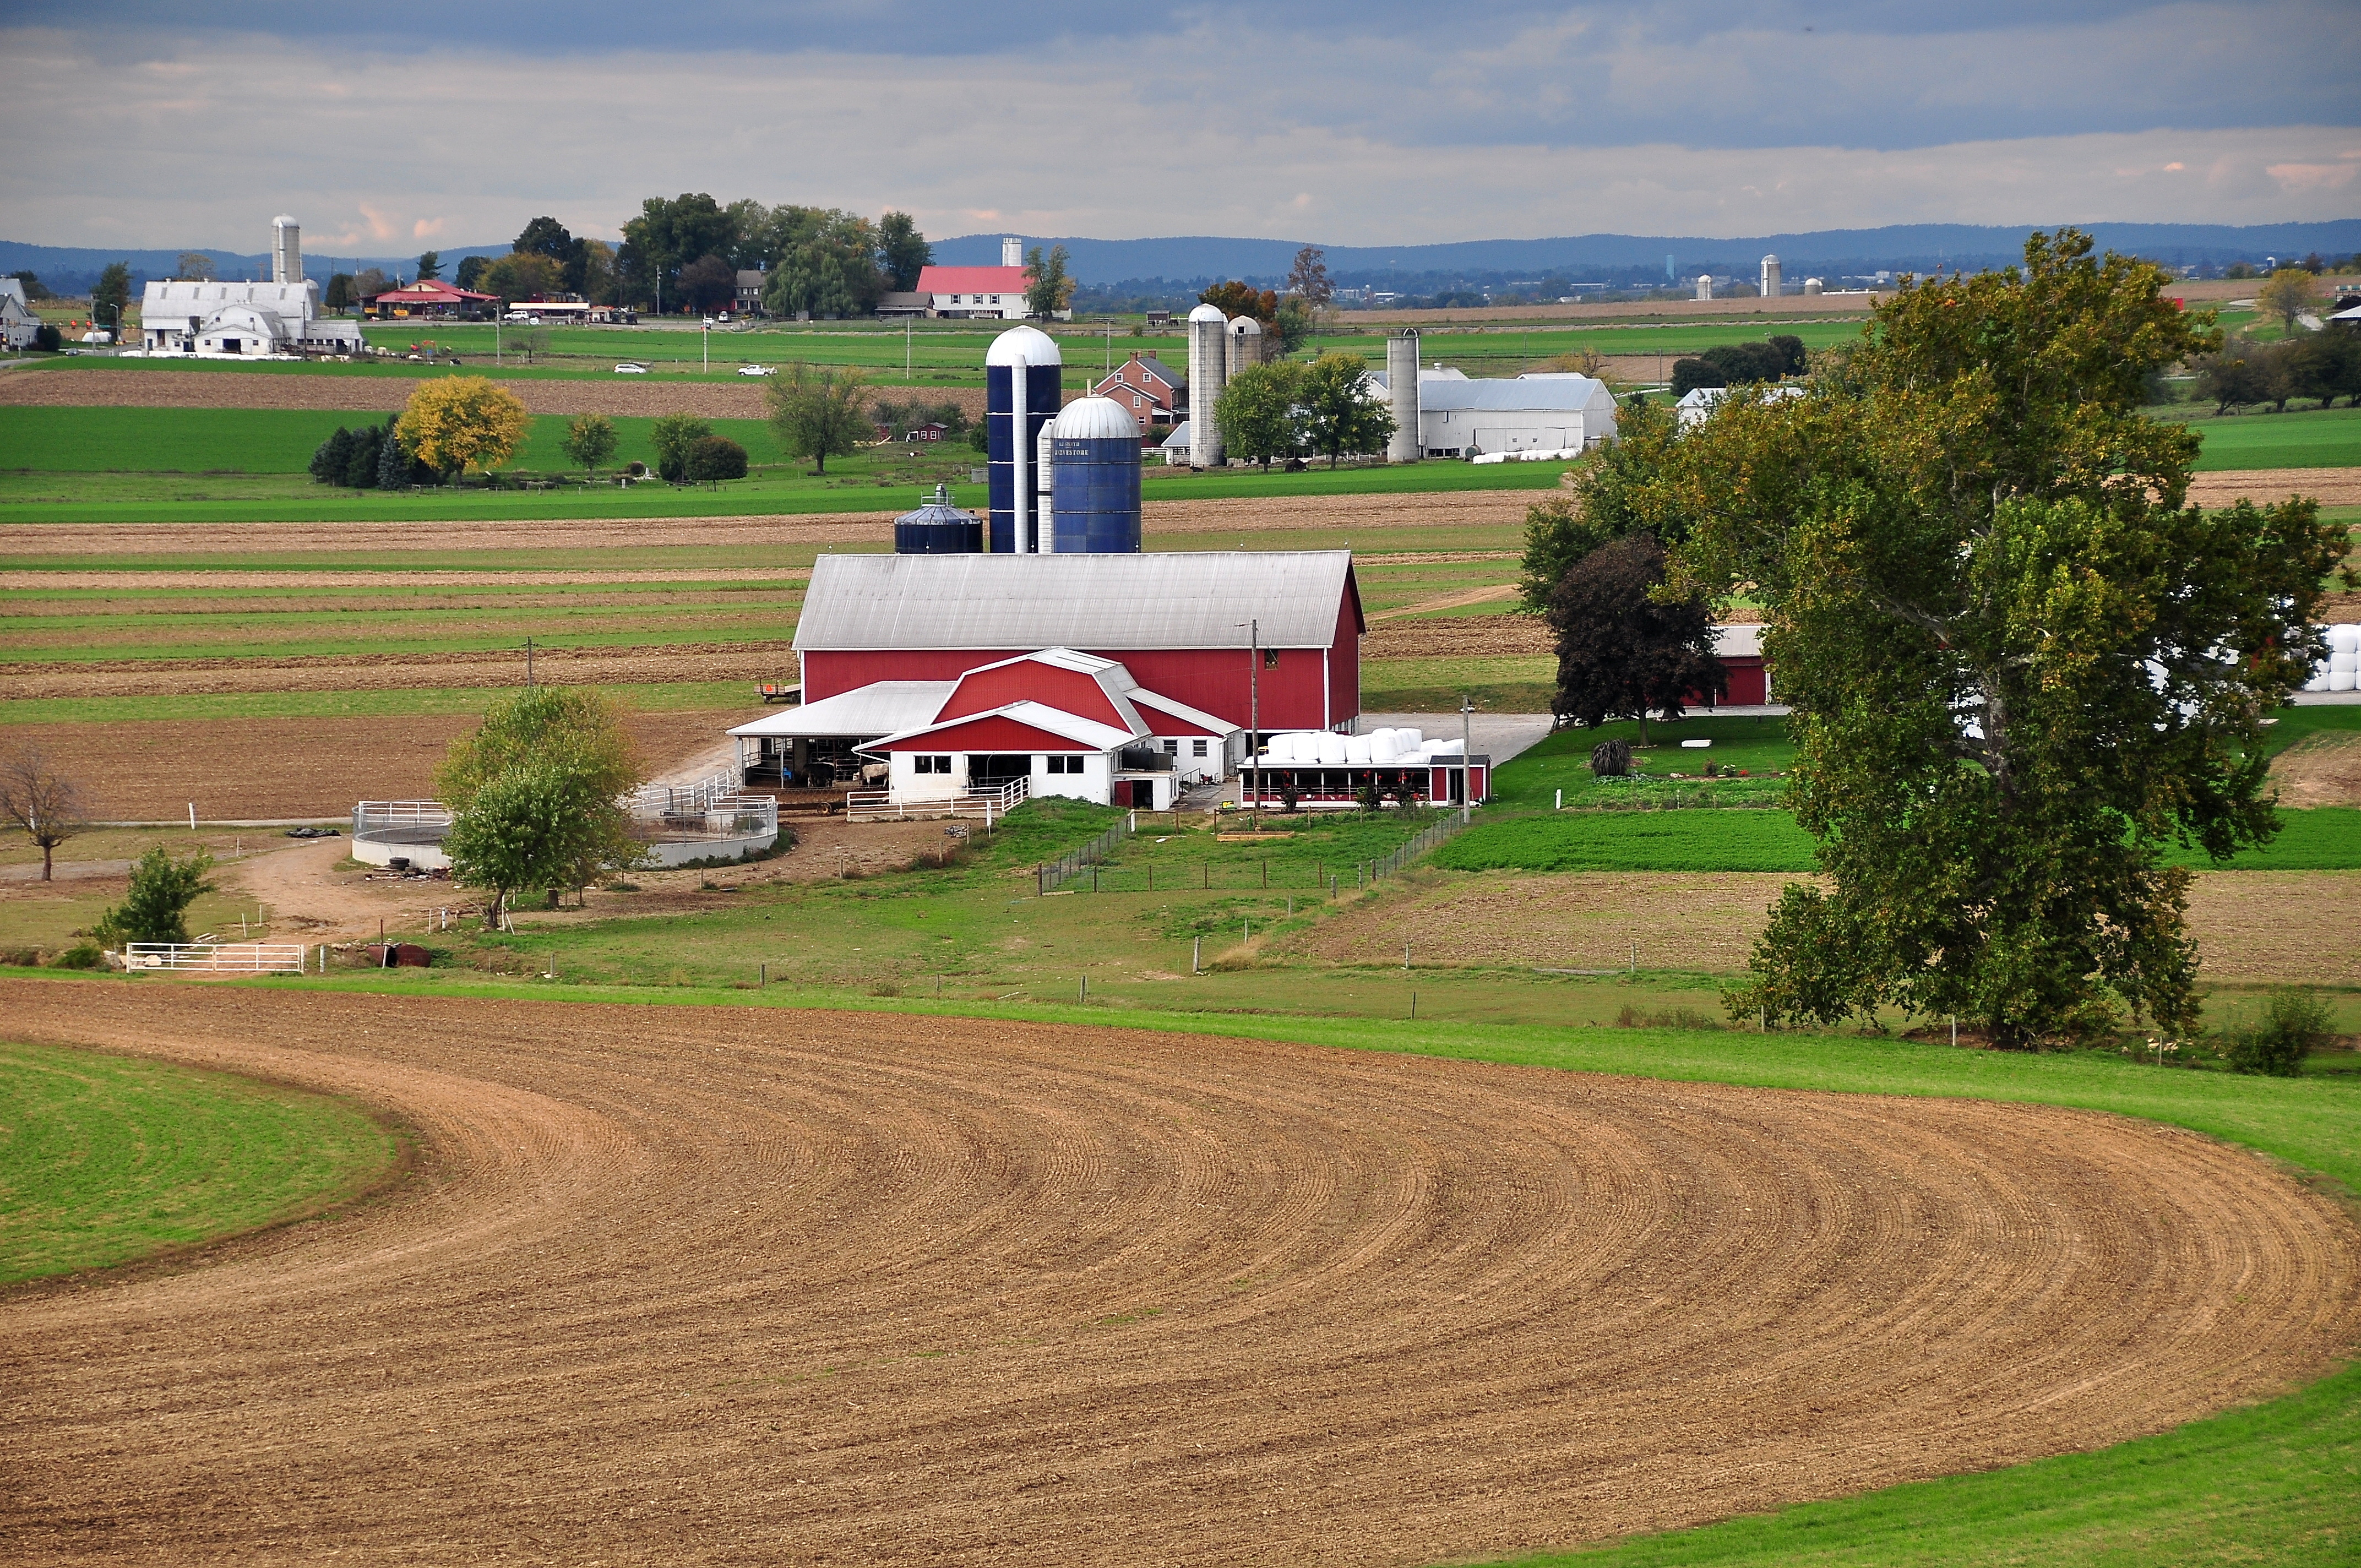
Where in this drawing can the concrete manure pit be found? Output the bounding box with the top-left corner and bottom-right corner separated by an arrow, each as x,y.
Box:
2,983 -> 2355,1565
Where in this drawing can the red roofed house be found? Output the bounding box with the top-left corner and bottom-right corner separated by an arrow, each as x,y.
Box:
916,238 -> 1064,319
366,279 -> 501,320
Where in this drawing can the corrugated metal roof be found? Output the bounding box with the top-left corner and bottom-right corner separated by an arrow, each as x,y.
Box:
1712,624 -> 1763,658
869,700 -> 1138,754
1415,376 -> 1611,413
727,682 -> 954,739
795,552 -> 1359,652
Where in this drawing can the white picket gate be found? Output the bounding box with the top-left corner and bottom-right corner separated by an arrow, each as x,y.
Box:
123,942 -> 308,974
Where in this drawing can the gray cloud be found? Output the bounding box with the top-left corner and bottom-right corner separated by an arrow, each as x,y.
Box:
2,17 -> 2353,251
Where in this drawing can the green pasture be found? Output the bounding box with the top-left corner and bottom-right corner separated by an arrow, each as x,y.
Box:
2171,404 -> 2361,472
0,1038 -> 398,1284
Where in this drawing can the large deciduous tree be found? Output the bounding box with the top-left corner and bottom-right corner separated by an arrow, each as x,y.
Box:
1214,361 -> 1304,470
1519,396 -> 1680,611
479,252 -> 564,304
395,376 -> 531,480
1296,352 -> 1393,468
676,253 -> 737,314
649,413 -> 712,482
1652,230 -> 2346,1048
1024,244 -> 1074,319
763,208 -> 886,318
0,746 -> 90,882
877,211 -> 932,292
437,685 -> 646,919
91,262 -> 130,330
1547,534 -> 1722,741
2255,268 -> 2316,332
561,413 -> 619,477
1286,246 -> 1332,306
766,362 -> 868,475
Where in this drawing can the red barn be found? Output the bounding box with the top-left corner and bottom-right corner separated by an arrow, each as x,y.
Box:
793,552 -> 1366,734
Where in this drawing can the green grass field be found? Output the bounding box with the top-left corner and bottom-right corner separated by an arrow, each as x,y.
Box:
0,1038 -> 398,1284
2169,404 -> 2361,471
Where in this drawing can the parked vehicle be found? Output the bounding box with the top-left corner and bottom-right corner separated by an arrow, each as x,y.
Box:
614,362 -> 648,374
737,364 -> 776,376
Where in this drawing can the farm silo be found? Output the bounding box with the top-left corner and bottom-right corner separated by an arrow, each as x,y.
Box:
1048,396 -> 1143,554
1187,303 -> 1228,467
1760,254 -> 1782,298
1386,330 -> 1421,462
893,483 -> 982,554
986,324 -> 1062,553
1227,313 -> 1263,380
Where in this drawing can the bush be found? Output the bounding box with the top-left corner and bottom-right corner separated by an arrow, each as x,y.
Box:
684,435 -> 748,482
1591,738 -> 1631,776
2223,988 -> 2334,1076
50,943 -> 104,970
650,413 -> 712,482
1670,357 -> 1726,398
32,324 -> 61,353
93,847 -> 214,948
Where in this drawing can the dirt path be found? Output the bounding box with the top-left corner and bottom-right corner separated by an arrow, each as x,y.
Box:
2269,731 -> 2361,808
1369,584 -> 1519,620
0,984 -> 2351,1566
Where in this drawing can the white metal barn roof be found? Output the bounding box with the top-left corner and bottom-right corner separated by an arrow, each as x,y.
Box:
727,682 -> 955,739
795,551 -> 1361,652
1412,374 -> 1612,413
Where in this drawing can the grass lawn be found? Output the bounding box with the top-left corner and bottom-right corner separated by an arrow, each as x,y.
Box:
2165,404 -> 2361,471
0,1038 -> 399,1284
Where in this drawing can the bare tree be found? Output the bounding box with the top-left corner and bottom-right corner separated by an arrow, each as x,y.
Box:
0,748 -> 90,882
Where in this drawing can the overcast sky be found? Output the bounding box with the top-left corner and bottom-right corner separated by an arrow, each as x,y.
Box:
3,2 -> 2354,252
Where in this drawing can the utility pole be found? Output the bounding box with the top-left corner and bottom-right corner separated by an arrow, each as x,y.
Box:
1242,618 -> 1261,830
1460,693 -> 1475,824
524,635 -> 538,690
906,313 -> 912,382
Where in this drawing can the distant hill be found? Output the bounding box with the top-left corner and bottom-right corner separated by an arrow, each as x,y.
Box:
933,221 -> 2361,285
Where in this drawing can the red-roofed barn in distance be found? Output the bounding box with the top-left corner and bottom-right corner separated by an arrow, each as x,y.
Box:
915,238 -> 1067,319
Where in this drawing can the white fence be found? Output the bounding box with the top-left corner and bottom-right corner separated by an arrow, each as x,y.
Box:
847,777 -> 1029,824
123,942 -> 308,974
354,799 -> 454,836
631,771 -> 742,816
632,792 -> 780,843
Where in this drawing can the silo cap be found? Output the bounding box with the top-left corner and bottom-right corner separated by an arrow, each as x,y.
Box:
1230,315 -> 1262,334
1187,303 -> 1228,324
984,323 -> 1062,367
1050,395 -> 1144,440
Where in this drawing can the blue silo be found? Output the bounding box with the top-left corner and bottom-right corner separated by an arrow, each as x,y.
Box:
893,483 -> 982,554
984,324 -> 1062,553
1048,396 -> 1143,553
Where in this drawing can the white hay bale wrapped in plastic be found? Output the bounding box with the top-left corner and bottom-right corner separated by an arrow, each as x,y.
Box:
2304,669 -> 2333,692
2334,668 -> 2359,693
1369,729 -> 1402,764
1345,735 -> 1373,766
2329,624 -> 2361,654
1429,737 -> 1466,756
2332,650 -> 2358,676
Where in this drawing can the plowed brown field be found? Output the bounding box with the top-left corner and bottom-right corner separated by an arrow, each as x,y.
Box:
10,710 -> 759,820
1,984 -> 2353,1566
1292,869 -> 2361,986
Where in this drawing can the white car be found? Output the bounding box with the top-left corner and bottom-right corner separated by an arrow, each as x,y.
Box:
736,364 -> 776,376
613,362 -> 649,374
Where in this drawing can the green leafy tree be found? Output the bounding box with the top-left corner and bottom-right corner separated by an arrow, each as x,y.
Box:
877,211 -> 932,292
1545,533 -> 1721,742
375,420 -> 416,488
1669,357 -> 1726,398
513,216 -> 587,292
1024,244 -> 1075,318
619,192 -> 734,312
2255,268 -> 2316,331
415,250 -> 442,281
91,262 -> 130,330
761,208 -> 884,318
1296,352 -> 1394,468
2195,342 -> 2285,412
9,270 -> 50,301
437,686 -> 646,918
324,273 -> 355,312
561,413 -> 619,477
765,362 -> 868,475
1652,230 -> 2347,1048
309,426 -> 355,484
453,255 -> 491,292
2286,327 -> 2361,409
1285,246 -> 1332,306
175,252 -> 215,282
94,847 -> 213,948
685,435 -> 749,481
480,252 -> 564,304
579,239 -> 618,304
1214,361 -> 1304,470
1519,397 -> 1682,610
649,413 -> 712,482
1272,296 -> 1313,355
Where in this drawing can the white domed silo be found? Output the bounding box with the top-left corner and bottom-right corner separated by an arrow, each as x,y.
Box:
1760,254 -> 1782,298
272,215 -> 301,285
1695,274 -> 1714,301
1227,313 -> 1263,381
1187,303 -> 1228,468
1803,277 -> 1823,295
986,324 -> 1062,553
1048,395 -> 1144,553
1385,330 -> 1421,462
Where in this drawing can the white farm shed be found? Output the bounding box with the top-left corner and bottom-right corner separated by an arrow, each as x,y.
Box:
1370,368 -> 1619,458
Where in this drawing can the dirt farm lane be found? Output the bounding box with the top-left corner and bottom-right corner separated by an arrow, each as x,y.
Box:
2,985 -> 2354,1566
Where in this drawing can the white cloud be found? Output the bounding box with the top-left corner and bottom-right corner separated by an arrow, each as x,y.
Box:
1,27 -> 2353,252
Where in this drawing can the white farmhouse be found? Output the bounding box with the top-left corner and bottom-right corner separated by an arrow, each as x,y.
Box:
0,277 -> 40,350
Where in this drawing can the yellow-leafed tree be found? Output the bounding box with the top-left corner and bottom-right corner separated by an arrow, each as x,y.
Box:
395,375 -> 530,480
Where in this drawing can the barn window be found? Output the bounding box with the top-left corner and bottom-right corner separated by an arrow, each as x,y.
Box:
913,754 -> 951,775
1263,649 -> 1280,669
1045,754 -> 1084,775
1192,739 -> 1209,758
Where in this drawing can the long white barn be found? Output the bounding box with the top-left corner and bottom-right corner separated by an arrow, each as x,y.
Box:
1370,367 -> 1619,459
138,280 -> 363,358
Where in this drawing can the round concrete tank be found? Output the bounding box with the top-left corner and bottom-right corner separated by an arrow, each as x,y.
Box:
894,483 -> 982,554
986,324 -> 1062,553
1048,396 -> 1143,554
1187,303 -> 1228,468
1227,314 -> 1262,383
1385,330 -> 1421,462
1696,274 -> 1714,301
1760,254 -> 1782,299
1803,277 -> 1823,295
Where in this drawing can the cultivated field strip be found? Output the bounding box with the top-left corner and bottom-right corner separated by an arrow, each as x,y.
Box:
2,986 -> 2353,1566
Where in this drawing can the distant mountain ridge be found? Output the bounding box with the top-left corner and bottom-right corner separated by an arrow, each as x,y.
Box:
6,220 -> 2354,295
932,221 -> 2361,284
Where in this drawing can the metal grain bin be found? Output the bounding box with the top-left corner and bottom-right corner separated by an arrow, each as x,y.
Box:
1048,396 -> 1143,554
893,484 -> 982,554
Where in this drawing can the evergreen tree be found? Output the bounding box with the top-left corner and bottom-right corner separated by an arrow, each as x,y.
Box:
376,421 -> 414,488
310,427 -> 354,484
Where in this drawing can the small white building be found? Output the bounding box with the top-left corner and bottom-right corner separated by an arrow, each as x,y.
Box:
139,279 -> 363,358
1677,383 -> 1808,428
1371,368 -> 1620,458
0,278 -> 39,350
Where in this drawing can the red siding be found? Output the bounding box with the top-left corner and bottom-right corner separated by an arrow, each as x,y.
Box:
937,662 -> 1126,727
1327,588 -> 1362,728
874,714 -> 1090,753
1136,706 -> 1221,737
